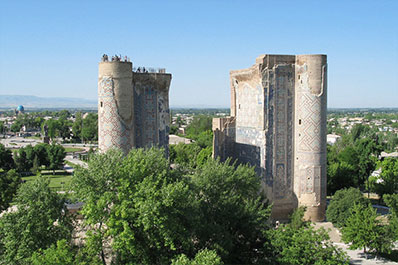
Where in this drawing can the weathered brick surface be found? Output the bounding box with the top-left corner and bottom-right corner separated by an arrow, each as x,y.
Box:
213,54 -> 327,221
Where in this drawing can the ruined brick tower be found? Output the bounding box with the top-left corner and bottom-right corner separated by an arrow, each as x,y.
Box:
213,54 -> 327,221
98,55 -> 171,154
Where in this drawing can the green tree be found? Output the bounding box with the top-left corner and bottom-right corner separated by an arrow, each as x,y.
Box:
46,144 -> 66,174
170,124 -> 179,135
72,112 -> 82,141
33,143 -> 50,168
0,177 -> 72,264
270,206 -> 349,265
337,146 -> 359,167
57,110 -> 71,120
355,136 -> 382,189
44,119 -> 59,140
171,249 -> 223,265
194,130 -> 213,148
0,121 -> 4,134
111,149 -> 197,264
81,113 -> 98,142
350,124 -> 371,142
327,161 -> 357,195
326,187 -> 368,227
384,194 -> 398,241
24,144 -> 36,165
342,203 -> 393,254
289,206 -> 308,230
271,225 -> 349,265
71,149 -> 124,264
185,115 -> 213,138
0,169 -> 20,211
31,240 -> 74,265
58,118 -> 72,140
374,158 -> 398,199
196,146 -> 212,167
0,143 -> 15,170
10,121 -> 22,133
72,149 -> 274,264
33,117 -> 44,130
14,148 -> 32,173
72,148 -> 195,264
190,159 -> 272,264
326,124 -> 384,193
31,155 -> 40,175
170,143 -> 202,169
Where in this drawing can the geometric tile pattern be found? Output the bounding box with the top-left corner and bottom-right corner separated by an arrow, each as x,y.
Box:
301,166 -> 321,193
98,76 -> 133,153
297,93 -> 322,152
236,83 -> 263,129
273,67 -> 294,200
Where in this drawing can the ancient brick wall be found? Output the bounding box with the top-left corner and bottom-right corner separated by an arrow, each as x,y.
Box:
213,54 -> 327,221
133,73 -> 171,154
98,62 -> 134,154
294,55 -> 327,221
98,60 -> 171,155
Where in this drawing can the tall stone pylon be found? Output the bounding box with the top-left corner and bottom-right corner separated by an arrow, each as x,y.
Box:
213,54 -> 327,221
98,55 -> 172,155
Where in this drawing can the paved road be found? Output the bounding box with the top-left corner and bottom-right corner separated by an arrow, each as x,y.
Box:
0,136 -> 41,148
64,155 -> 87,170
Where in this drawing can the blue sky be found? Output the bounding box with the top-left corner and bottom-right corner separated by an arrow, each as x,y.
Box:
0,0 -> 397,108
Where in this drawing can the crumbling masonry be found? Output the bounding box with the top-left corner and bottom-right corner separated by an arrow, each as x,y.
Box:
213,54 -> 327,221
98,56 -> 171,155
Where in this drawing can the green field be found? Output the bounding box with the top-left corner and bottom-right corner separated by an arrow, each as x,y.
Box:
22,171 -> 72,191
64,147 -> 85,153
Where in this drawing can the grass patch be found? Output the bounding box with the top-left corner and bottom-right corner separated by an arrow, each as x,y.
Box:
22,171 -> 72,191
64,147 -> 84,153
25,136 -> 41,140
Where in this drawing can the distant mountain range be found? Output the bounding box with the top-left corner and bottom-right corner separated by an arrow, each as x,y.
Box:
0,95 -> 97,109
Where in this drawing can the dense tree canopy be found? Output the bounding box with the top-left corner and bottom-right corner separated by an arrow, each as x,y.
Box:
71,112 -> 98,142
0,143 -> 15,171
0,169 -> 20,212
68,148 -> 356,264
384,194 -> 398,241
185,115 -> 212,139
11,143 -> 65,174
71,149 -> 273,264
327,124 -> 383,195
47,144 -> 66,173
373,158 -> 398,199
0,177 -> 72,264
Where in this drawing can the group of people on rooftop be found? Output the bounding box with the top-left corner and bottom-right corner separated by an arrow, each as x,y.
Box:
101,54 -> 130,62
